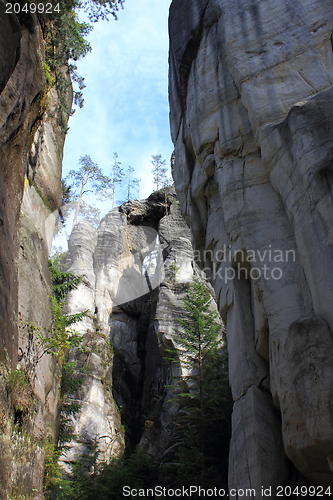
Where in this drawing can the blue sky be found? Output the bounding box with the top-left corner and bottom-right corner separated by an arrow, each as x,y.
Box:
63,0 -> 173,203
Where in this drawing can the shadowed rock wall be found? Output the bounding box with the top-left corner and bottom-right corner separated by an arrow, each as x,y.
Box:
169,0 -> 333,490
0,11 -> 69,499
62,197 -> 185,464
62,195 -> 224,471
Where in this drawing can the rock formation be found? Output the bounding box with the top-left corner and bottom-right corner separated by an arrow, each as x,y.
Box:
0,10 -> 69,499
4,0 -> 333,494
0,8 -> 226,497
61,193 -> 219,468
169,0 -> 333,491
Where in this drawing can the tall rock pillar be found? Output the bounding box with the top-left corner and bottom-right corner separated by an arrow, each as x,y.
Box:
169,0 -> 333,489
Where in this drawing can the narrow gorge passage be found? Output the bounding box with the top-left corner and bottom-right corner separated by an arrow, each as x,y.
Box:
1,0 -> 333,498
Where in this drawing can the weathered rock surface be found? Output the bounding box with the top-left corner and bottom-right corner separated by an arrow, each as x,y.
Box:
0,10 -> 69,499
59,221 -> 125,467
169,0 -> 333,489
0,12 -> 44,369
63,198 -> 174,463
62,195 -> 223,470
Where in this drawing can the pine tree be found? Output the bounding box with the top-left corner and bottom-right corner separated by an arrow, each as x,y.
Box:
109,152 -> 125,208
151,154 -> 167,191
119,166 -> 140,203
167,277 -> 232,487
98,152 -> 125,208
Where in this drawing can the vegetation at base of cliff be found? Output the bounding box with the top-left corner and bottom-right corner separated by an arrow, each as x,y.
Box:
164,277 -> 232,488
43,278 -> 232,497
44,359 -> 89,497
43,258 -> 88,496
44,439 -> 64,492
45,447 -> 159,500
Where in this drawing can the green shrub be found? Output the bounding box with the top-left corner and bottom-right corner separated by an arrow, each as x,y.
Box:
7,368 -> 33,416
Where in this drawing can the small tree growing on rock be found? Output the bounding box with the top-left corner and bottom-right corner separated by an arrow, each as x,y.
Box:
109,152 -> 125,208
118,166 -> 141,203
66,155 -> 107,228
151,154 -> 167,191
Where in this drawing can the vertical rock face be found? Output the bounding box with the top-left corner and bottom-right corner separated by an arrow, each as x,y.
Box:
0,11 -> 68,500
63,193 -> 221,469
63,197 -> 176,463
169,0 -> 333,489
0,12 -> 44,368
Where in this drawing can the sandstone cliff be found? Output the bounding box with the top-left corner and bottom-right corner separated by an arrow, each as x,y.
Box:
169,0 -> 333,490
61,192 -> 220,469
0,10 -> 69,499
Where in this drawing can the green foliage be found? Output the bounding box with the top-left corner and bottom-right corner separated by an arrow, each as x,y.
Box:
37,297 -> 85,364
44,439 -> 63,492
51,448 -> 159,500
176,279 -> 221,369
7,368 -> 30,390
57,360 -> 88,446
61,361 -> 85,395
165,277 -> 232,488
43,254 -> 89,498
36,257 -> 86,364
48,251 -> 69,271
35,259 -> 86,362
43,360 -> 88,496
40,0 -> 125,122
7,368 -> 33,415
43,62 -> 56,86
48,258 -> 81,302
169,261 -> 180,282
63,440 -> 100,500
95,451 -> 159,499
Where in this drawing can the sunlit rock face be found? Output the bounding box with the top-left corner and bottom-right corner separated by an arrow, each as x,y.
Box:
63,195 -> 217,465
169,0 -> 333,489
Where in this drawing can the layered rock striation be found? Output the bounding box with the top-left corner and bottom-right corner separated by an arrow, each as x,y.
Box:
62,193 -> 216,468
0,10 -> 69,499
169,0 -> 333,490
